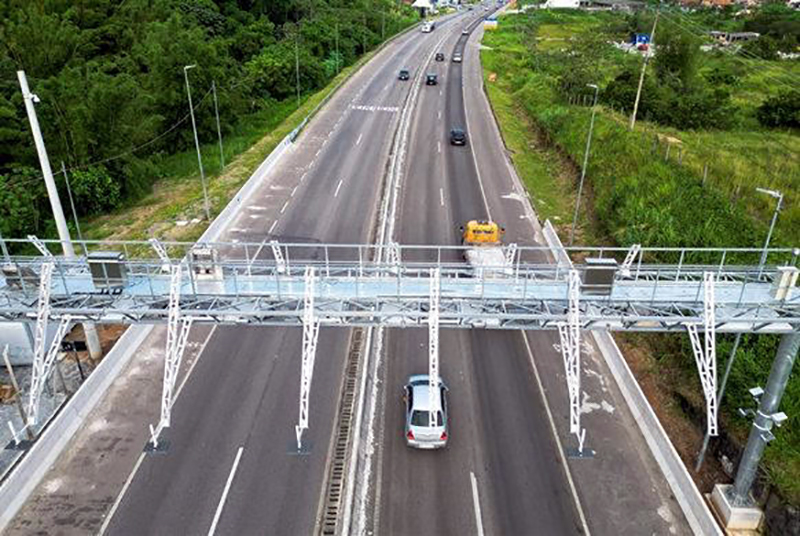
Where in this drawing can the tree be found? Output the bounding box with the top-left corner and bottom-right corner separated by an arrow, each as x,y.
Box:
653,26 -> 700,90
757,90 -> 800,129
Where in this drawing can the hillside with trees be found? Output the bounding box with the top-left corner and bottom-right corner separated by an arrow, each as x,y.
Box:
0,0 -> 416,240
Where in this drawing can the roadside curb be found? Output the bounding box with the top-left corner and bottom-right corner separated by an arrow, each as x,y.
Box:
542,221 -> 723,536
0,324 -> 154,530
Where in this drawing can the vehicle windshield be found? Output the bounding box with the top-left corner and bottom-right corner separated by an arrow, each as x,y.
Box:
411,410 -> 443,427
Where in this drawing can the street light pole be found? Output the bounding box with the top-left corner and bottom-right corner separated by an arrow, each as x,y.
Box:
756,187 -> 783,273
569,84 -> 599,246
629,10 -> 659,132
184,65 -> 211,220
212,81 -> 225,171
17,70 -> 102,360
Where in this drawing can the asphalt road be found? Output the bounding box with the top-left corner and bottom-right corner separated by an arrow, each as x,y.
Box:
373,13 -> 586,536
103,14 -> 471,535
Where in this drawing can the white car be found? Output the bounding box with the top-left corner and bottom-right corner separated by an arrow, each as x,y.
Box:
404,375 -> 449,449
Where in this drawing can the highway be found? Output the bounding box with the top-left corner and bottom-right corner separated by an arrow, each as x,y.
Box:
370,16 -> 584,536
5,5 -> 694,536
102,12 -> 474,535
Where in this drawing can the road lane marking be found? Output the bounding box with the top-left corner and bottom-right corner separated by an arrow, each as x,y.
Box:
100,326 -> 218,536
280,201 -> 289,214
470,472 -> 486,536
438,141 -> 442,153
334,178 -> 344,198
316,148 -> 322,157
300,172 -> 307,182
207,446 -> 244,536
521,334 -> 591,535
439,90 -> 443,96
356,133 -> 363,146
291,186 -> 298,198
269,220 -> 278,234
440,188 -> 444,206
438,110 -> 442,120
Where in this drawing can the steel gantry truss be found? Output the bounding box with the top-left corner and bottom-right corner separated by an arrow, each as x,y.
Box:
0,236 -> 797,451
557,270 -> 586,452
686,272 -> 719,436
428,268 -> 441,429
296,266 -> 321,450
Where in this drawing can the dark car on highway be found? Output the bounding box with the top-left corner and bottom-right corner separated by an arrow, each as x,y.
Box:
398,69 -> 410,81
426,73 -> 438,85
450,128 -> 467,146
435,52 -> 445,62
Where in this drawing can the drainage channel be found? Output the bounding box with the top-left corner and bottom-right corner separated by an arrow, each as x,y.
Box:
319,328 -> 365,535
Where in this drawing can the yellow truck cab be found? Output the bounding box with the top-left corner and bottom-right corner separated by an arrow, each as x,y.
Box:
461,220 -> 504,246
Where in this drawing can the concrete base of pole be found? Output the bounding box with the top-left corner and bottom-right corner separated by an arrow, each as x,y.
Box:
83,322 -> 102,360
710,484 -> 763,531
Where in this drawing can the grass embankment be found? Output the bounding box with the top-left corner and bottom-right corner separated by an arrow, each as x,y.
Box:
482,10 -> 800,503
81,36 -> 403,248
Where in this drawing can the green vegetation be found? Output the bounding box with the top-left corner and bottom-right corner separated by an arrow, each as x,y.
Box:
482,8 -> 799,503
0,0 -> 418,243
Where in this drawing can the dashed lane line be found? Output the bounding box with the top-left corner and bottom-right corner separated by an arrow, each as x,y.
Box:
207,446 -> 244,536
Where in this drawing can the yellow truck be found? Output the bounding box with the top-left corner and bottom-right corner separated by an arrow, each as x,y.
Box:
460,220 -> 512,276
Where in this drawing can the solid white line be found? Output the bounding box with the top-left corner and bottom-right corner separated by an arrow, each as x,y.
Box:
316,148 -> 322,157
439,188 -> 444,206
356,133 -> 363,146
470,472 -> 486,536
334,178 -> 344,198
291,186 -> 298,198
521,334 -> 591,535
300,172 -> 307,182
207,446 -> 244,536
100,326 -> 217,535
280,201 -> 289,214
269,220 -> 278,234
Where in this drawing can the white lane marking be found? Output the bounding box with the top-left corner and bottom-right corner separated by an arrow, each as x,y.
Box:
438,141 -> 442,153
316,148 -> 322,157
438,110 -> 442,120
207,446 -> 244,536
100,326 -> 218,535
356,133 -> 363,146
439,188 -> 444,206
280,201 -> 289,214
521,334 -> 591,535
300,172 -> 307,182
470,472 -> 486,536
334,178 -> 344,198
291,186 -> 298,198
439,90 -> 443,97
269,220 -> 278,234
246,205 -> 266,211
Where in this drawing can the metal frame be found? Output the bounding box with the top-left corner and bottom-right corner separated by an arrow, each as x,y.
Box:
150,265 -> 194,448
428,268 -> 441,428
686,272 -> 718,436
296,266 -> 320,449
27,315 -> 71,427
557,269 -> 586,452
620,244 -> 642,276
271,240 -> 286,274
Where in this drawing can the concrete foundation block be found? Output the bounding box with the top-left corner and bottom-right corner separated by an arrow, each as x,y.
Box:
711,484 -> 763,531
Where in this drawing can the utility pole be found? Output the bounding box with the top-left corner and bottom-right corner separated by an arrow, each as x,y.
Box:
61,162 -> 84,248
295,34 -> 301,107
183,65 -> 211,220
212,81 -> 225,171
569,84 -> 599,246
18,71 -> 102,360
730,332 -> 799,506
629,10 -> 659,132
756,187 -> 783,274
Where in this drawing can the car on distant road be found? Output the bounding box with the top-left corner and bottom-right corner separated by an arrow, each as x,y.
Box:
404,375 -> 449,449
426,73 -> 438,85
398,69 -> 410,81
450,128 -> 467,145
452,52 -> 463,63
462,29 -> 470,35
435,52 -> 445,62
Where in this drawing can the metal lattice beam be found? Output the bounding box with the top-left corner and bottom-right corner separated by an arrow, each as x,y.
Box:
620,244 -> 642,277
557,270 -> 582,438
296,266 -> 320,449
271,240 -> 286,275
150,265 -> 193,448
686,272 -> 718,436
27,315 -> 71,426
429,268 -> 441,428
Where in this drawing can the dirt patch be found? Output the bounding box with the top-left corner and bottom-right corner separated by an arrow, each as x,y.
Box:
65,324 -> 128,367
616,334 -> 732,495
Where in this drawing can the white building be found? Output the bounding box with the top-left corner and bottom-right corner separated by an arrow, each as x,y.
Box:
544,0 -> 580,7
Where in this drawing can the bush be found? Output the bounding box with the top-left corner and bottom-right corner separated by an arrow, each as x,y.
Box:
757,90 -> 800,129
69,166 -> 122,215
741,35 -> 779,61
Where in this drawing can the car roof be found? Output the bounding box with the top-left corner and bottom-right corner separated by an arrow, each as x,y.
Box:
451,128 -> 465,134
407,375 -> 445,411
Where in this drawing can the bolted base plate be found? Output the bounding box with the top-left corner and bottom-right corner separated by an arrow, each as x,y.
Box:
5,439 -> 34,451
144,439 -> 171,454
566,446 -> 596,459
288,440 -> 313,456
